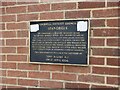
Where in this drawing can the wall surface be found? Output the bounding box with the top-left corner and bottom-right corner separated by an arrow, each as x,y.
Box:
0,0 -> 120,89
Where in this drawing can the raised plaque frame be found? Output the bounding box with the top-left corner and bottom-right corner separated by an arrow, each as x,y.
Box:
29,19 -> 90,66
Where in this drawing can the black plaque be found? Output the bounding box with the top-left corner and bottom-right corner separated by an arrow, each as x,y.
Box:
30,20 -> 89,65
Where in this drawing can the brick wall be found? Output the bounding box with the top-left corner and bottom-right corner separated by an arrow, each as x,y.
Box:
0,0 -> 120,89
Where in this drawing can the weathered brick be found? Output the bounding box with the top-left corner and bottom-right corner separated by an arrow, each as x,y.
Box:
0,23 -> 5,30
40,64 -> 63,71
90,38 -> 105,46
0,8 -> 5,14
18,79 -> 38,86
7,55 -> 27,62
90,19 -> 105,27
17,14 -> 39,22
92,48 -> 119,56
65,66 -> 90,73
17,0 -> 39,4
107,38 -> 119,46
28,4 -> 50,12
107,19 -> 119,27
40,12 -> 64,20
2,47 -> 16,53
17,31 -> 29,37
107,2 -> 120,7
1,31 -> 16,38
6,39 -> 26,46
18,63 -> 39,70
7,22 -> 28,30
90,57 -> 104,65
107,58 -> 119,66
2,78 -> 17,85
65,83 -> 89,88
7,70 -> 27,77
51,3 -> 76,10
6,6 -> 26,14
0,55 -> 6,61
52,73 -> 76,81
2,62 -> 16,69
78,75 -> 104,83
2,2 -> 16,6
41,0 -> 64,2
0,39 -> 4,46
91,85 -> 116,88
28,72 -> 50,79
65,10 -> 90,19
17,47 -> 29,54
107,77 -> 120,85
92,67 -> 119,75
93,9 -> 119,18
2,15 -> 16,22
93,29 -> 119,37
40,81 -> 63,88
78,2 -> 105,9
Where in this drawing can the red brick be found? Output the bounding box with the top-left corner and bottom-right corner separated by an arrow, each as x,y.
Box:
52,73 -> 76,81
91,19 -> 105,27
7,55 -> 27,62
2,2 -> 16,6
2,47 -> 16,53
40,64 -> 63,71
28,72 -> 50,79
2,70 -> 6,76
0,55 -> 6,61
17,47 -> 29,53
6,6 -> 26,14
65,10 -> 90,19
17,14 -> 39,22
2,15 -> 16,22
7,22 -> 28,30
90,38 -> 105,46
91,85 -> 116,88
90,57 -> 104,65
28,4 -> 50,12
2,62 -> 16,69
92,67 -> 119,75
6,39 -> 26,46
18,79 -> 38,86
0,39 -> 4,46
2,78 -> 17,84
17,31 -> 29,37
107,77 -> 120,85
0,8 -> 5,14
78,75 -> 104,83
40,81 -> 63,88
65,83 -> 89,88
41,0 -> 64,2
107,58 -> 119,66
93,29 -> 119,37
107,2 -> 120,7
6,86 -> 27,89
0,23 -> 5,30
107,38 -> 119,46
78,2 -> 105,9
1,31 -> 16,38
7,70 -> 27,77
92,48 -> 119,56
17,0 -> 39,4
65,66 -> 90,73
40,12 -> 63,20
93,9 -> 119,18
18,63 -> 39,70
51,3 -> 76,10
107,19 -> 119,27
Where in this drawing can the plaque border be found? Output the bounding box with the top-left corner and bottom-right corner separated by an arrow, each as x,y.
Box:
29,19 -> 90,66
